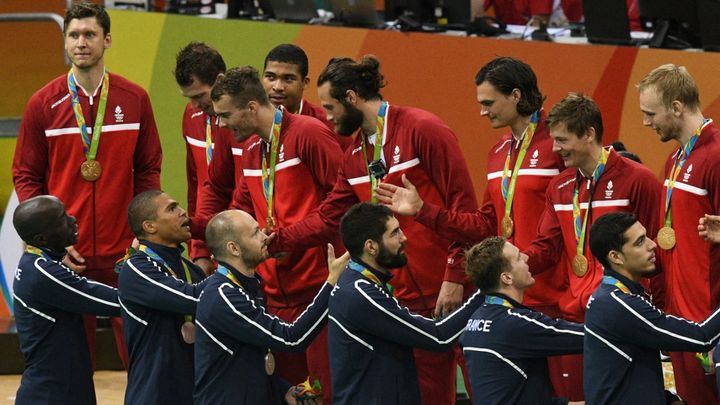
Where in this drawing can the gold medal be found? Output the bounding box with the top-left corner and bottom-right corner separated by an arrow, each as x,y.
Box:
264,351 -> 275,375
266,216 -> 275,230
657,226 -> 676,250
501,216 -> 514,238
572,254 -> 589,277
181,321 -> 196,344
80,159 -> 102,182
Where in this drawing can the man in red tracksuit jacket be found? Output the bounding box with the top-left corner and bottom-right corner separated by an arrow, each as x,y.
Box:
639,63 -> 720,405
11,3 -> 161,369
174,42 -> 241,275
378,93 -> 660,401
211,66 -> 343,403
271,55 -> 479,405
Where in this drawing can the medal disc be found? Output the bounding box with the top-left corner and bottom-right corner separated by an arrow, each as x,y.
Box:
501,216 -> 514,238
572,254 -> 589,277
181,321 -> 196,344
265,351 -> 275,375
657,226 -> 676,250
80,159 -> 102,182
266,217 -> 275,230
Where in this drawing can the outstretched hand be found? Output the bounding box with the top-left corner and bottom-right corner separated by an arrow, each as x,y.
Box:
326,244 -> 350,286
375,174 -> 423,216
698,214 -> 720,243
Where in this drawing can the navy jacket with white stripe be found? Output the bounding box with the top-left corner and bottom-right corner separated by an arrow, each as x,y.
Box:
193,262 -> 332,404
14,247 -> 119,405
118,241 -> 206,405
328,259 -> 483,405
459,293 -> 584,405
584,269 -> 720,405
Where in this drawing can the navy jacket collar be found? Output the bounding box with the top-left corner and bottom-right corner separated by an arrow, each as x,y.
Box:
604,268 -> 646,296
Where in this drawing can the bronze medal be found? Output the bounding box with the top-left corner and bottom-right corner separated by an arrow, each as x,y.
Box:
181,321 -> 196,344
572,254 -> 589,277
501,216 -> 514,238
80,159 -> 102,182
266,216 -> 275,231
264,351 -> 275,375
657,226 -> 676,250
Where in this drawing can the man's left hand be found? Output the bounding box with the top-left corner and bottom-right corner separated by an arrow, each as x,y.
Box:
434,281 -> 463,319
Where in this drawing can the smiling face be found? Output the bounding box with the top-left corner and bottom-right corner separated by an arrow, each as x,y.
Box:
476,81 -> 521,130
639,86 -> 682,143
262,61 -> 308,114
213,94 -> 258,142
550,123 -> 595,169
64,17 -> 111,70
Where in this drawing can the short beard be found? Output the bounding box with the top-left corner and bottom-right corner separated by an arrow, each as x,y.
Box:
377,244 -> 407,269
337,101 -> 364,136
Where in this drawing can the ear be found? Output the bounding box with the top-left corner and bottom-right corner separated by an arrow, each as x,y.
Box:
247,100 -> 259,113
345,89 -> 358,105
670,100 -> 683,117
511,88 -> 522,103
499,271 -> 513,287
104,32 -> 112,50
302,76 -> 310,88
141,219 -> 156,236
364,239 -> 378,256
608,250 -> 624,266
585,127 -> 597,143
226,240 -> 242,257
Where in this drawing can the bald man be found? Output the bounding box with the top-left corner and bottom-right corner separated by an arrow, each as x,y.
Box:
12,195 -> 120,404
193,210 -> 348,405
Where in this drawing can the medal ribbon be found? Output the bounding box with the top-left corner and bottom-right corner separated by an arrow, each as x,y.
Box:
67,69 -> 109,161
348,260 -> 393,295
205,116 -> 213,164
601,275 -> 631,294
501,110 -> 540,220
25,245 -> 52,261
572,148 -> 609,257
138,245 -> 194,322
484,294 -> 514,308
261,108 -> 283,226
360,101 -> 388,203
662,120 -> 708,228
216,265 -> 243,289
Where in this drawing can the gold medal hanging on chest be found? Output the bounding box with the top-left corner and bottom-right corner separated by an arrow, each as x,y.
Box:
657,226 -> 676,250
501,216 -> 514,238
80,159 -> 102,181
572,254 -> 589,277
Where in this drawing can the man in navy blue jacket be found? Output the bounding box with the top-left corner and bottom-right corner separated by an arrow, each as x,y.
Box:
193,209 -> 347,404
585,212 -> 720,405
459,236 -> 584,405
119,190 -> 207,405
328,202 -> 483,404
12,195 -> 120,405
